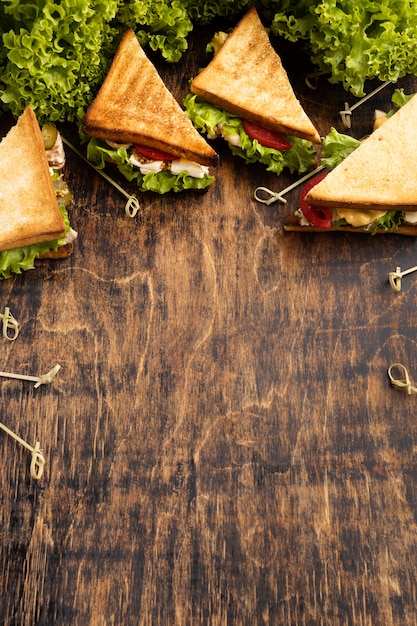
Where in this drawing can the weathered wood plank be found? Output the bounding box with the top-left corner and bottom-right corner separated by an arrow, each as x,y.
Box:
1,22 -> 417,626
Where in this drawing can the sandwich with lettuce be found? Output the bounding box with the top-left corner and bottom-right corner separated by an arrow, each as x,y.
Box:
0,106 -> 76,279
82,29 -> 218,195
184,7 -> 320,178
284,90 -> 417,235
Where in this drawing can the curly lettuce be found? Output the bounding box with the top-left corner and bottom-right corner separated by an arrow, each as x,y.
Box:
2,0 -> 417,125
388,88 -> 415,117
0,0 -> 119,122
114,0 -> 193,62
183,93 -> 317,175
86,138 -> 214,193
270,0 -> 417,97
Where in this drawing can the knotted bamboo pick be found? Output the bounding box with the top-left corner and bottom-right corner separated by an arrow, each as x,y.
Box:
254,165 -> 325,206
388,363 -> 417,395
61,136 -> 140,217
388,265 -> 417,292
0,363 -> 61,388
0,421 -> 45,479
339,81 -> 391,128
0,307 -> 19,340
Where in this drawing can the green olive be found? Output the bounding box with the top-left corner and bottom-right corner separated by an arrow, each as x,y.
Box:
41,124 -> 58,150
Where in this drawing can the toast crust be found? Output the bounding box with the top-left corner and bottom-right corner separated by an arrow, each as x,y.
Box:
0,106 -> 66,252
306,94 -> 417,211
283,214 -> 417,236
83,29 -> 218,167
191,7 -> 320,144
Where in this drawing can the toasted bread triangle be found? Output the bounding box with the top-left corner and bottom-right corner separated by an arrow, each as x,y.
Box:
0,106 -> 66,253
190,7 -> 320,144
83,29 -> 218,167
306,94 -> 417,211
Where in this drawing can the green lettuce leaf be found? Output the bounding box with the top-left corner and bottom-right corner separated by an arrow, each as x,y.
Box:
388,88 -> 415,117
319,128 -> 360,170
183,93 -> 317,175
370,210 -> 403,234
0,0 -> 119,122
86,138 -> 214,193
270,1 -> 417,97
0,204 -> 71,280
114,0 -> 193,62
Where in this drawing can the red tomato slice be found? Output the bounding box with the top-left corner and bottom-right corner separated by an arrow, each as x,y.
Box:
242,120 -> 292,151
300,171 -> 332,230
134,144 -> 176,161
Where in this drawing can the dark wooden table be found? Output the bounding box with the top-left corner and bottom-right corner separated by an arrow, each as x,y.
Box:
1,25 -> 417,626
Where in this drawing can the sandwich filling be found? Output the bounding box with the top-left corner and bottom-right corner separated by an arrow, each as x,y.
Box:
295,170 -> 415,234
86,138 -> 214,194
184,93 -> 317,177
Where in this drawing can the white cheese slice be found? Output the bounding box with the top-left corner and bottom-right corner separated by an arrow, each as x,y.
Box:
170,159 -> 209,179
129,153 -> 209,179
403,211 -> 417,224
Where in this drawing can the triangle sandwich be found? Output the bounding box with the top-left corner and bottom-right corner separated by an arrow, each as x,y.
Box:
306,94 -> 417,211
0,106 -> 75,278
284,93 -> 417,234
190,7 -> 320,144
83,29 -> 218,193
0,106 -> 66,251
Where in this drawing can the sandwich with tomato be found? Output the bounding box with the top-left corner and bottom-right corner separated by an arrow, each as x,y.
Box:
82,29 -> 218,194
0,106 -> 76,279
284,91 -> 417,235
183,7 -> 320,178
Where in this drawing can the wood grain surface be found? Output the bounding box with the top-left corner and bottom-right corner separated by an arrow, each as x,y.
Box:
1,22 -> 417,626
